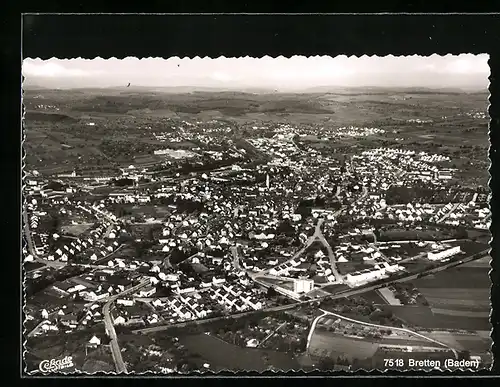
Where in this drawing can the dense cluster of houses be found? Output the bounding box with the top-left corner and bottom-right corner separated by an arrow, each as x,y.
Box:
360,148 -> 454,184
25,118 -> 489,341
331,126 -> 386,138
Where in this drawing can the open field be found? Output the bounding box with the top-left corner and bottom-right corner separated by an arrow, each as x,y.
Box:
429,308 -> 490,318
383,263 -> 490,331
26,288 -> 72,310
423,331 -> 491,360
25,262 -> 46,272
381,305 -> 491,331
418,288 -> 490,312
412,265 -> 490,290
309,331 -> 379,360
22,83 -> 491,373
460,255 -> 491,268
60,223 -> 94,236
318,284 -> 350,294
178,333 -> 300,371
456,241 -> 490,255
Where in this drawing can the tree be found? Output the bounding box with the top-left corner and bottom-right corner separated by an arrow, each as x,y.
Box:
318,356 -> 336,371
266,286 -> 277,298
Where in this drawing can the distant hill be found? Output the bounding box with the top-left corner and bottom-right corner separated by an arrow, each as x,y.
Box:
24,110 -> 78,123
301,86 -> 488,95
23,83 -> 487,95
22,84 -> 279,95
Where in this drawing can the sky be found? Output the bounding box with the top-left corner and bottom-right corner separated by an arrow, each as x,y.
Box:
22,55 -> 490,91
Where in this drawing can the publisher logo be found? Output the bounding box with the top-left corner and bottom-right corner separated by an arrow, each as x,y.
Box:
38,356 -> 74,373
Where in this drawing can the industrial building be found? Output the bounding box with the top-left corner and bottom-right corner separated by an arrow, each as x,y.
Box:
293,278 -> 314,294
427,246 -> 461,261
344,263 -> 403,287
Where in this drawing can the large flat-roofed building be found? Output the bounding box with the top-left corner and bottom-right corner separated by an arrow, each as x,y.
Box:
437,170 -> 453,180
293,278 -> 314,294
427,246 -> 461,261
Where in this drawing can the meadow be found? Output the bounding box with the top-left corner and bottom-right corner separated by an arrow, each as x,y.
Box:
178,333 -> 300,371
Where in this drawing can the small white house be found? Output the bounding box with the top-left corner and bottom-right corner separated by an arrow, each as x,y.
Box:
114,316 -> 126,325
246,338 -> 259,348
88,335 -> 101,346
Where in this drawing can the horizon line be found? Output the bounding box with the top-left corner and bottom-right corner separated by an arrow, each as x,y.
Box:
22,84 -> 489,93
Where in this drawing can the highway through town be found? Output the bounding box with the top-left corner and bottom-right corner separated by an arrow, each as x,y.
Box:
314,221 -> 343,282
260,183 -> 368,282
132,302 -> 305,335
133,248 -> 489,335
102,279 -> 150,374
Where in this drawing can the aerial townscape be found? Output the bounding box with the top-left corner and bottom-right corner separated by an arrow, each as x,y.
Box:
23,57 -> 491,374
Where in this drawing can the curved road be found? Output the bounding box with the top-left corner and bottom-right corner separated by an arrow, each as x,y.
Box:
23,205 -> 66,269
306,311 -> 328,349
306,308 -> 459,358
261,217 -> 343,282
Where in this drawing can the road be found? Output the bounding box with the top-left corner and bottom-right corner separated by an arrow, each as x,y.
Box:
335,185 -> 341,200
91,205 -> 116,223
313,220 -> 343,283
26,320 -> 47,339
132,302 -> 301,335
437,203 -> 461,224
375,239 -> 464,245
369,231 -> 392,263
230,246 -> 241,271
93,244 -> 125,265
357,186 -> 369,204
23,206 -> 37,258
306,308 -> 459,358
102,279 -> 150,374
258,171 -> 367,279
26,309 -> 64,338
23,205 -> 66,269
259,225 -> 319,276
305,311 -> 328,350
128,221 -> 163,225
133,250 -> 489,336
260,216 -> 343,282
